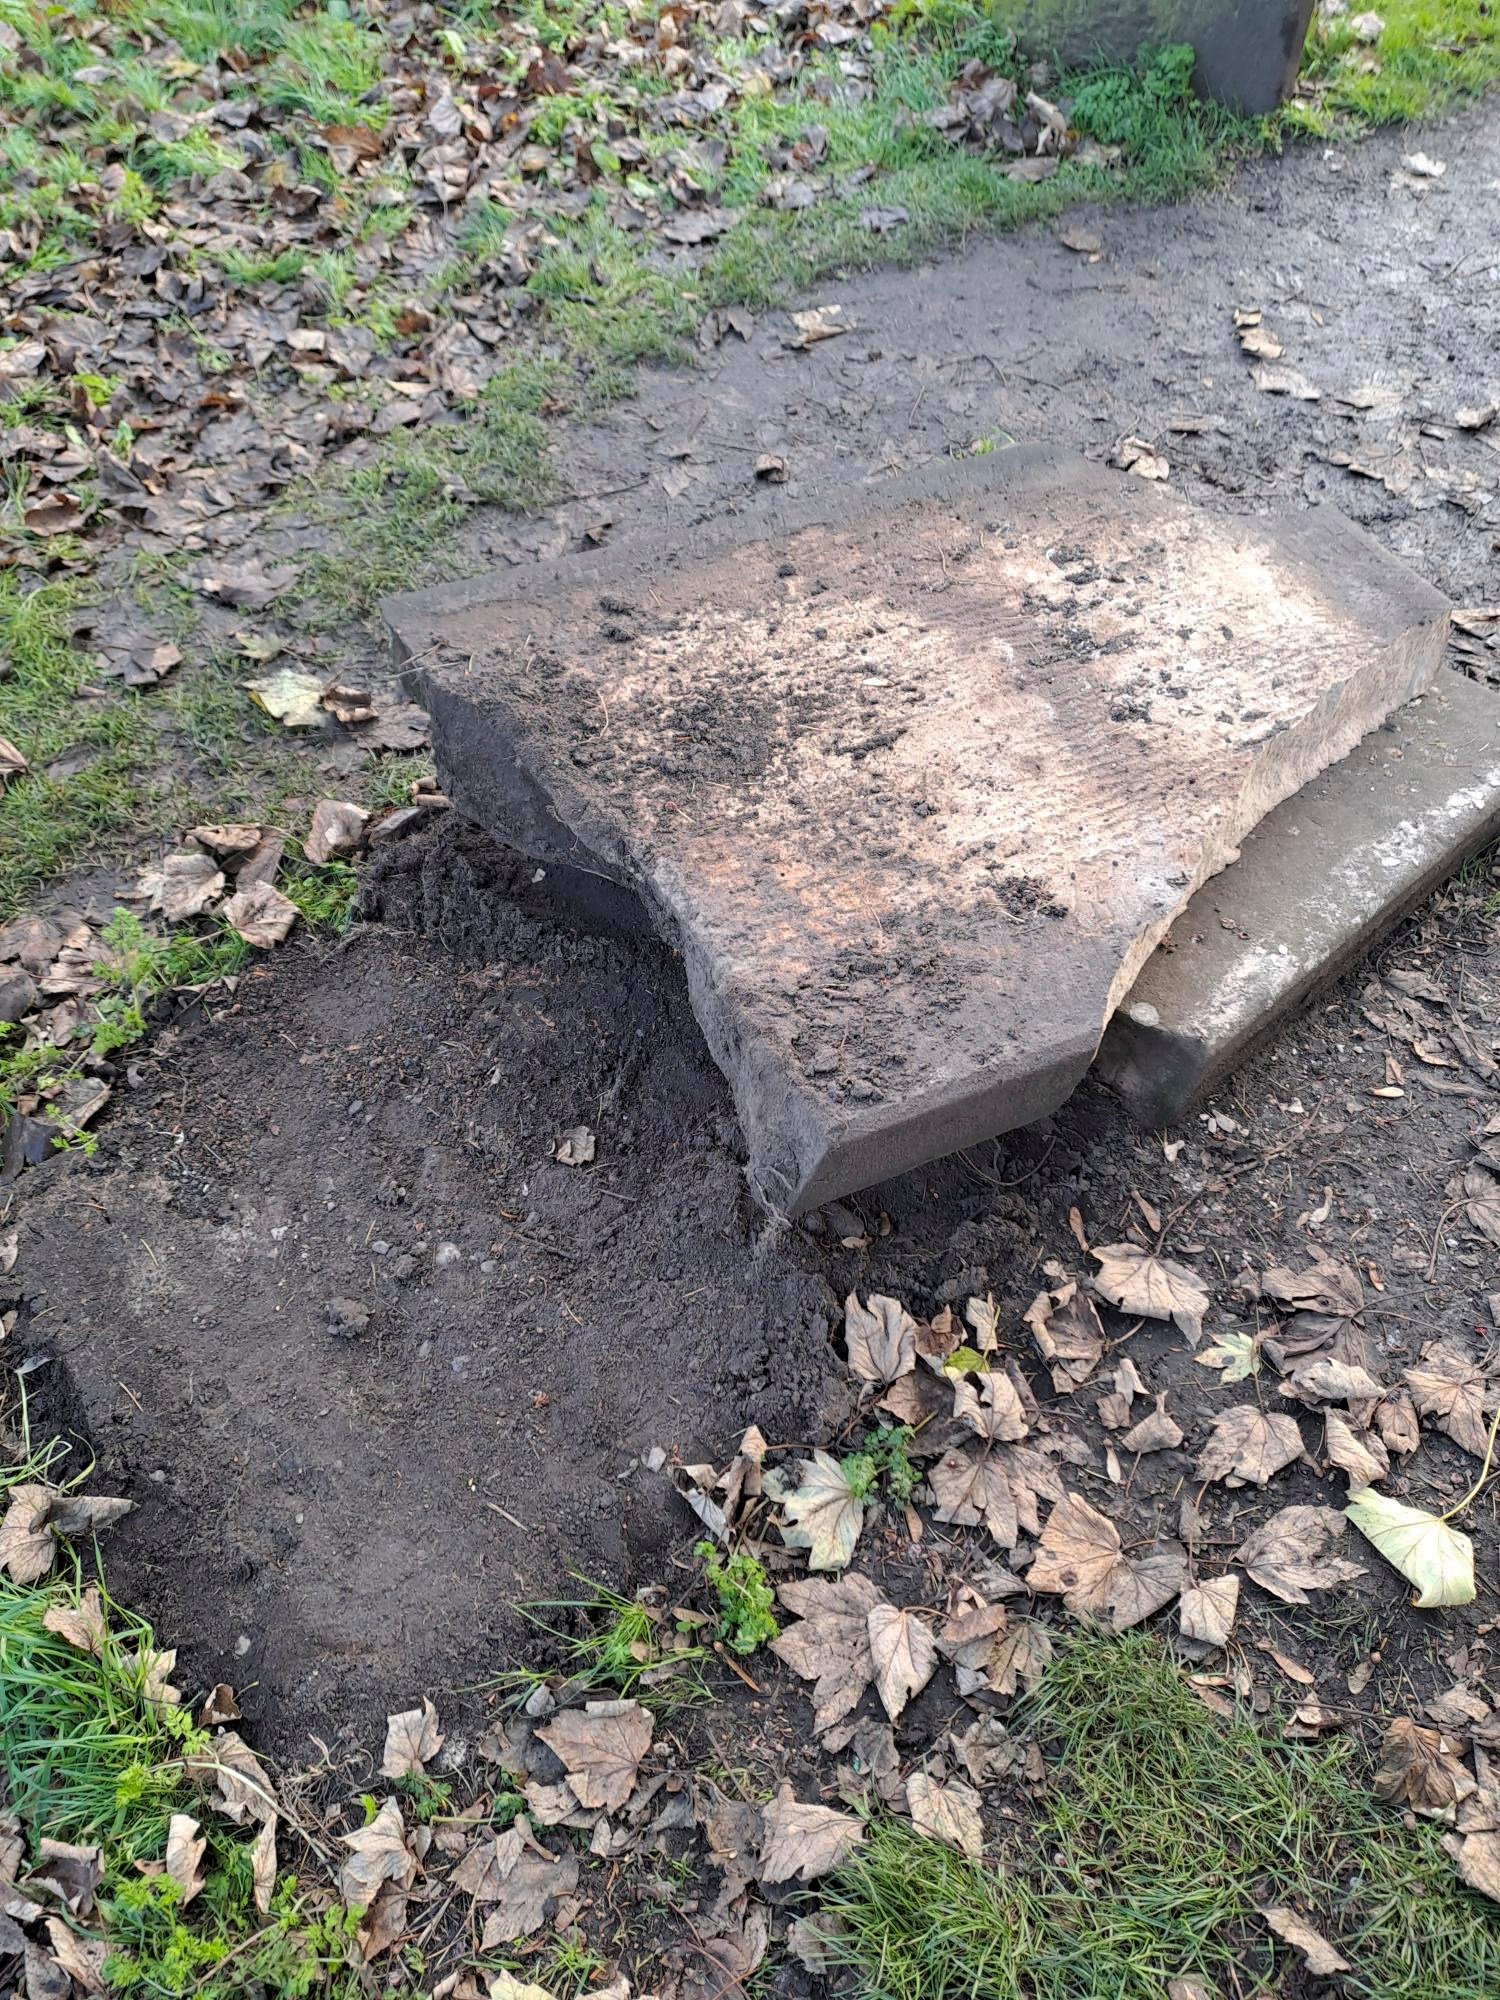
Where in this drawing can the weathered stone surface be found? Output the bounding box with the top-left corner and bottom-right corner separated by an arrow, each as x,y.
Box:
995,2 -> 1316,113
387,448 -> 1448,1214
1097,671 -> 1500,1125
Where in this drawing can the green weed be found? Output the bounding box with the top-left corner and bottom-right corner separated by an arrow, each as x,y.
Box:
695,1542 -> 778,1656
842,1424 -> 921,1505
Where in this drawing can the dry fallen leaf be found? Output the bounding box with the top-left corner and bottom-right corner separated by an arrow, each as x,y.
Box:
1178,1574 -> 1239,1648
139,850 -> 225,923
0,1486 -> 133,1586
453,1822 -> 579,1945
536,1701 -> 652,1811
553,1124 -> 596,1166
1345,1487 -> 1475,1608
41,1586 -> 107,1656
1195,1405 -> 1304,1487
1373,1717 -> 1473,1817
1028,1494 -> 1185,1629
1251,362 -> 1321,400
757,1782 -> 863,1883
245,669 -> 327,729
866,1603 -> 937,1721
952,1371 -> 1029,1443
774,1451 -> 865,1570
338,1800 -> 419,1911
1023,1280 -> 1104,1392
1323,1410 -> 1389,1488
250,1819 -> 277,1915
381,1697 -> 443,1779
165,1815 -> 206,1908
1404,1343 -> 1496,1459
221,881 -> 299,949
1261,1906 -> 1349,1976
1237,1505 -> 1365,1604
905,1771 -> 984,1859
1091,1244 -> 1209,1341
771,1572 -> 883,1737
1122,1394 -> 1183,1454
844,1292 -> 917,1387
1113,436 -> 1169,479
305,799 -> 369,865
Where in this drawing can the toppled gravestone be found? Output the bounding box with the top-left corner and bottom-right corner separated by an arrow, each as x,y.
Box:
997,0 -> 1317,113
387,447 -> 1448,1215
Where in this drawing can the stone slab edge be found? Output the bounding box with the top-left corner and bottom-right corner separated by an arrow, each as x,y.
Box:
1096,670 -> 1500,1128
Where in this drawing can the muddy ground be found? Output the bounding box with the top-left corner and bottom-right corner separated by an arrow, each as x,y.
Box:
6,88 -> 1499,1948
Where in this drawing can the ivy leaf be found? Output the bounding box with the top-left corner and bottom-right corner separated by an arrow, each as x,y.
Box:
1344,1487 -> 1475,1609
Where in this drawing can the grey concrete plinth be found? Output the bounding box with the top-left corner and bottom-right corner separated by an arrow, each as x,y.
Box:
1096,671 -> 1500,1126
385,448 -> 1448,1215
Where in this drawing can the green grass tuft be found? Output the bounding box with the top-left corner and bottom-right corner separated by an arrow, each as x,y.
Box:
820,1632 -> 1500,2000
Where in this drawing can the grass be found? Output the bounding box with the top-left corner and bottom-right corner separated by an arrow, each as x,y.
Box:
492,1575 -> 711,1711
0,1392 -> 361,1998
819,1632 -> 1500,2000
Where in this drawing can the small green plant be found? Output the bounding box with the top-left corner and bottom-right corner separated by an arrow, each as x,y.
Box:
842,1425 -> 920,1506
393,1769 -> 452,1823
495,1576 -> 710,1708
695,1541 -> 777,1656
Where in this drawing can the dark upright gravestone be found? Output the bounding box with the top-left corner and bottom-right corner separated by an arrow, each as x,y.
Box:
998,1 -> 1317,113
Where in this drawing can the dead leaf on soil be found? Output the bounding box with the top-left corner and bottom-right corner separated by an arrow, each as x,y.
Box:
190,1729 -> 276,1827
757,1782 -> 863,1883
844,1292 -> 917,1387
772,1450 -> 864,1570
1178,1574 -> 1239,1648
251,1819 -> 277,1915
771,1572 -> 883,1738
0,1485 -> 133,1586
1195,1406 -> 1304,1488
1262,1255 -> 1363,1318
1023,1279 -> 1104,1392
245,668 -> 328,729
866,1602 -> 937,1721
381,1696 -> 443,1779
339,1798 -> 418,1911
1323,1410 -> 1389,1488
1261,1906 -> 1349,1977
786,305 -> 850,348
536,1701 -> 652,1811
165,1815 -> 206,1908
1237,1505 -> 1365,1604
139,850 -> 225,923
221,881 -> 299,949
985,1620 -> 1054,1696
305,799 -> 369,865
952,1370 -> 1029,1443
1091,1244 -> 1209,1342
1112,436 -> 1168,480
453,1822 -> 580,1945
1251,362 -> 1321,400
1345,1486 -> 1475,1608
43,1918 -> 106,1995
1122,1394 -> 1183,1454
553,1123 -> 596,1165
1373,1717 -> 1473,1818
200,1684 -> 241,1727
24,1841 -> 103,1918
905,1772 -> 984,1859
1028,1493 -> 1186,1629
1404,1342 -> 1497,1459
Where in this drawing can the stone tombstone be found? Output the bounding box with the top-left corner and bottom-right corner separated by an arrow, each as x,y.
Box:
996,0 -> 1317,113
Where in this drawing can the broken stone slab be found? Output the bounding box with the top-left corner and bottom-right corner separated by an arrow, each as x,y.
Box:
385,446 -> 1448,1215
994,1 -> 1316,113
1096,670 -> 1500,1126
